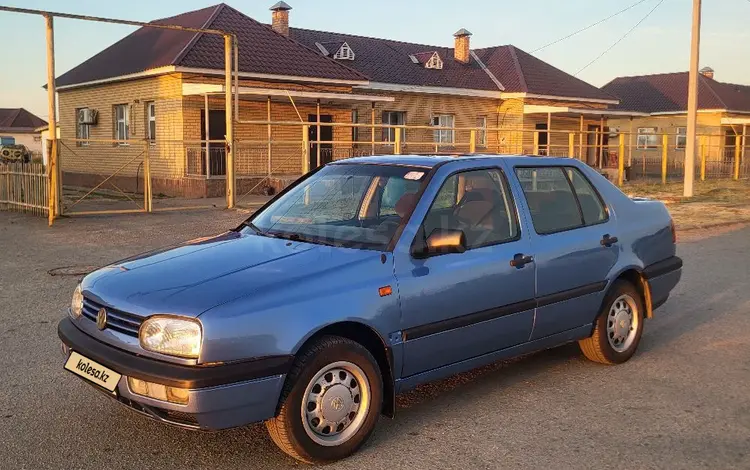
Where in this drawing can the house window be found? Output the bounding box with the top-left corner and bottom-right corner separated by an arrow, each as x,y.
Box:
114,104 -> 130,143
637,127 -> 659,149
425,53 -> 443,70
351,109 -> 359,142
33,136 -> 42,143
382,111 -> 405,142
675,127 -> 687,150
476,116 -> 487,147
433,114 -> 455,144
333,43 -> 355,60
76,108 -> 90,147
146,102 -> 156,144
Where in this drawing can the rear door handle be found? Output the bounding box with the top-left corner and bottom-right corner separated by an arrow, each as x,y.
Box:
510,253 -> 534,268
601,234 -> 619,247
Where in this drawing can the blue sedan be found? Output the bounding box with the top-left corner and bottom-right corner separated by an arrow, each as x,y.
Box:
58,155 -> 682,464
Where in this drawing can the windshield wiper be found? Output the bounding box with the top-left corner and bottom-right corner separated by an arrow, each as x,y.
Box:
266,231 -> 339,247
239,221 -> 266,235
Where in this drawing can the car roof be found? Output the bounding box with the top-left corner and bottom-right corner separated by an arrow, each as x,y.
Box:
331,154 -> 579,168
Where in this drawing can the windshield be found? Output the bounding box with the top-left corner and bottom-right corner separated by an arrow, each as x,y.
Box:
246,164 -> 428,250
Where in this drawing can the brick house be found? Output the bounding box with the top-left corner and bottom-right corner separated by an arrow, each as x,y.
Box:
0,108 -> 47,156
55,2 -> 624,197
603,68 -> 750,166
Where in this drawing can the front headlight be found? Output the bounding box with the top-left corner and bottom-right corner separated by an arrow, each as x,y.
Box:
70,284 -> 83,319
139,316 -> 202,359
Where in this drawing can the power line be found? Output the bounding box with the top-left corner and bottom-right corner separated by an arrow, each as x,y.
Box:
531,0 -> 650,53
575,0 -> 665,76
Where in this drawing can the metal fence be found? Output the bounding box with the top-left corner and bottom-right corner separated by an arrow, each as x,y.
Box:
0,162 -> 48,216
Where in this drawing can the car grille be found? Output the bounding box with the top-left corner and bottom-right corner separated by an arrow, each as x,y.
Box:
81,297 -> 144,337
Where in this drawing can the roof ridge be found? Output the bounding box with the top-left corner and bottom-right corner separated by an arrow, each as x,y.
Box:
700,74 -> 729,109
290,26 -> 452,52
469,50 -> 504,91
507,45 -> 528,92
171,3 -> 225,66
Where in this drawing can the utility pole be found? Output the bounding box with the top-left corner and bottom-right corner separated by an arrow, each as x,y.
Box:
684,0 -> 702,197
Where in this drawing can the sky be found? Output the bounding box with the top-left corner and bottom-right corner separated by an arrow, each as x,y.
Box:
0,0 -> 747,121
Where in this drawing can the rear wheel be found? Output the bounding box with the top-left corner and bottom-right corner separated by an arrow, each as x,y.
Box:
579,280 -> 644,364
265,336 -> 382,464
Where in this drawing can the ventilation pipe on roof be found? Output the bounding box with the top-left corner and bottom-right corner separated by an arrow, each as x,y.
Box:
699,66 -> 714,79
454,28 -> 472,64
270,1 -> 292,37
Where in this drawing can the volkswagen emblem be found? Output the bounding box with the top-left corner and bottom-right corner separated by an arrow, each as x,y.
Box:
96,308 -> 108,330
330,396 -> 344,412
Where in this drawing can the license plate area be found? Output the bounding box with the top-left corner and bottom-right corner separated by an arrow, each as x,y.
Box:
64,351 -> 122,393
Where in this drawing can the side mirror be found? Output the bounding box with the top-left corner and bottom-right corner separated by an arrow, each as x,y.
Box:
413,228 -> 467,258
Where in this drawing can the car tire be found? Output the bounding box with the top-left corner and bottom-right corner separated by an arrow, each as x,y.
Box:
579,280 -> 645,365
265,335 -> 383,464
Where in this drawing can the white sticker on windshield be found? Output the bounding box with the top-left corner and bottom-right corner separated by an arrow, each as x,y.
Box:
404,171 -> 425,181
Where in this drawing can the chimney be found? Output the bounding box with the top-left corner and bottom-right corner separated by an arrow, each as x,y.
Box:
270,1 -> 292,37
453,28 -> 472,63
699,66 -> 714,79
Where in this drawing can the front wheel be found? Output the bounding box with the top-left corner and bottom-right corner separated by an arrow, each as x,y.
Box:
579,280 -> 645,365
265,336 -> 383,464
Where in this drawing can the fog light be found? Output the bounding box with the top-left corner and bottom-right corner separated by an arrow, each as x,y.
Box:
127,377 -> 189,405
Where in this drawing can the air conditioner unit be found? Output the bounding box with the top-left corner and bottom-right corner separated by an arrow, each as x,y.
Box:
78,109 -> 98,125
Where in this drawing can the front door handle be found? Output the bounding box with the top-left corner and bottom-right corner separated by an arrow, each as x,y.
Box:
510,253 -> 534,268
601,234 -> 619,247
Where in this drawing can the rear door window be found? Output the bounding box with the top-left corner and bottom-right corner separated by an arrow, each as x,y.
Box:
515,167 -> 584,234
566,168 -> 607,225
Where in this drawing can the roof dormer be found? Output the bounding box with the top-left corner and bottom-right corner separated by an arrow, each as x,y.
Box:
410,51 -> 443,70
315,41 -> 355,60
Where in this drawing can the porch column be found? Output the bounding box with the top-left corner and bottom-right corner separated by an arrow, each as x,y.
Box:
547,112 -> 552,156
204,94 -> 210,178
578,115 -> 584,160
599,116 -> 605,169
371,103 -> 376,155
628,117 -> 634,166
267,96 -> 272,176
743,124 -> 747,166
316,99 -> 321,167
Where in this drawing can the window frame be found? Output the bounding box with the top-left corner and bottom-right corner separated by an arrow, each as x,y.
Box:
675,126 -> 687,150
476,116 -> 487,147
75,107 -> 90,147
513,165 -> 610,236
382,111 -> 406,143
410,165 -> 522,255
433,114 -> 455,144
351,109 -> 359,142
636,127 -> 659,150
146,101 -> 156,145
114,104 -> 130,144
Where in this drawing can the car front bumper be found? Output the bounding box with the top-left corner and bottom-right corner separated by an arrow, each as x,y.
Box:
58,318 -> 291,430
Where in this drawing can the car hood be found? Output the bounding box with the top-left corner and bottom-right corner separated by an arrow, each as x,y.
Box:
81,231 -> 379,318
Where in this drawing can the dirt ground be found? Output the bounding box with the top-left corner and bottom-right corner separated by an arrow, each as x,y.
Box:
623,180 -> 750,230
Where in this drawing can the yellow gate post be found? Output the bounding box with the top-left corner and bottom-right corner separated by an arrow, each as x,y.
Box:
224,34 -> 235,209
469,130 -> 476,154
734,134 -> 741,180
618,133 -> 625,187
533,131 -> 539,155
661,134 -> 668,184
568,133 -> 575,158
700,135 -> 706,181
44,14 -> 58,225
302,125 -> 310,174
394,127 -> 401,155
143,140 -> 152,212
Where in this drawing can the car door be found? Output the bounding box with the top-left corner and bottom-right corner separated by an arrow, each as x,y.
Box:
510,164 -> 619,340
393,162 -> 536,378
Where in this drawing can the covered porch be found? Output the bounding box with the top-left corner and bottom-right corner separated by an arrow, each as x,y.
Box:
523,104 -> 648,168
181,82 -> 395,181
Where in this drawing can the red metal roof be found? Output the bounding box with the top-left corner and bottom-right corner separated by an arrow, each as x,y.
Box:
0,108 -> 47,133
602,72 -> 750,113
55,4 -> 365,88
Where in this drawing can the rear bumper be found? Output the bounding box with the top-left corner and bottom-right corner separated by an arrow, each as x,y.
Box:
58,318 -> 290,430
645,256 -> 682,310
